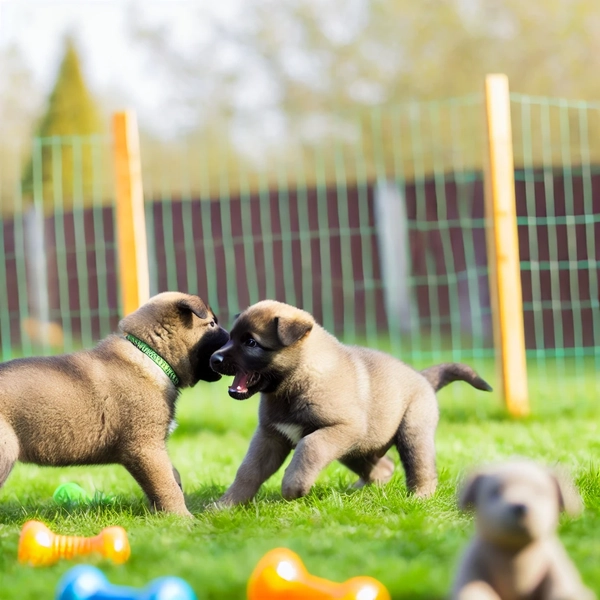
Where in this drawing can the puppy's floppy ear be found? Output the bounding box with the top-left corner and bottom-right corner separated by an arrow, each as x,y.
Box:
550,467 -> 582,516
275,313 -> 314,346
176,296 -> 208,321
458,471 -> 485,511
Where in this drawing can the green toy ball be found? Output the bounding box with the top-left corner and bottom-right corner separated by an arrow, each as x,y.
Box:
53,482 -> 116,506
53,483 -> 92,505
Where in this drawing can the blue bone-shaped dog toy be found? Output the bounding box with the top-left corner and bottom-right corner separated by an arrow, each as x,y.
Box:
56,565 -> 197,600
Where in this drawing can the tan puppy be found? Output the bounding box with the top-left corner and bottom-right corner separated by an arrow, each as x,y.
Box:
209,300 -> 491,505
452,459 -> 595,600
0,292 -> 228,516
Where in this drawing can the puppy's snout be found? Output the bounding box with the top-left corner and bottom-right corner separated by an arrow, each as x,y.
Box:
511,503 -> 528,518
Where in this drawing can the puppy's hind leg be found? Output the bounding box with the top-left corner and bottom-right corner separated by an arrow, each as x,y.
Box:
340,454 -> 395,489
395,393 -> 439,498
0,418 -> 19,488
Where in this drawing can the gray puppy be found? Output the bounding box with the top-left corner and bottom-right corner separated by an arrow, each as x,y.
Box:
452,459 -> 595,600
209,300 -> 491,505
0,292 -> 228,516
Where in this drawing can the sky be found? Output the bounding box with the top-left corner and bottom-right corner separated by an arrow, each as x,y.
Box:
0,0 -> 239,136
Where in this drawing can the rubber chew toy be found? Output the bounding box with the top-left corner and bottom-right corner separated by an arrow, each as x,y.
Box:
18,520 -> 130,566
247,547 -> 391,600
56,565 -> 197,600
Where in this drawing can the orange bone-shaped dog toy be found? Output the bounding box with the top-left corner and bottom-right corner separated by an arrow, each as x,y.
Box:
247,547 -> 391,600
18,520 -> 130,567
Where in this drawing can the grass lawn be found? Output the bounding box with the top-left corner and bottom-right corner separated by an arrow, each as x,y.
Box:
0,357 -> 599,599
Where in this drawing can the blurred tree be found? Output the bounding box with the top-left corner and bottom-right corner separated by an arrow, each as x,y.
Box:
129,0 -> 600,184
130,0 -> 600,117
20,35 -> 105,209
0,45 -> 41,214
0,46 -> 41,144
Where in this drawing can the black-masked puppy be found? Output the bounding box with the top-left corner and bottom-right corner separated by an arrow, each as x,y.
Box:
210,300 -> 491,505
452,460 -> 595,600
0,292 -> 228,516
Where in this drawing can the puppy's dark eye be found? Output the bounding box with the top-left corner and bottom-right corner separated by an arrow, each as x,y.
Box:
241,332 -> 264,349
209,320 -> 216,328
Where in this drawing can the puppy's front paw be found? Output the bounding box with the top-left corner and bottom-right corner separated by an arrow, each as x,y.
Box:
166,503 -> 194,518
158,505 -> 193,518
150,498 -> 193,518
281,478 -> 311,500
413,478 -> 437,498
216,492 -> 244,507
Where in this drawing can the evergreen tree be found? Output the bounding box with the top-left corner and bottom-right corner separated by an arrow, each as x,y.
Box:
21,36 -> 104,208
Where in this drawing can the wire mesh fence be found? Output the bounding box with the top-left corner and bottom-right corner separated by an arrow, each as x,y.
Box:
510,93 -> 600,406
141,95 -> 490,366
0,91 -> 598,407
0,134 -> 117,358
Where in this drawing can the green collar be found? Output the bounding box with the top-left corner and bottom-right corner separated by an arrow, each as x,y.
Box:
125,333 -> 180,387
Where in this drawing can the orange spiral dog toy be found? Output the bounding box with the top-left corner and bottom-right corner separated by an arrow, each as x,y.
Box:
18,520 -> 130,567
247,547 -> 390,600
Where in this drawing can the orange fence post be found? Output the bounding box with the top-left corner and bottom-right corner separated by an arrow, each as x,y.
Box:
484,74 -> 529,416
112,111 -> 149,316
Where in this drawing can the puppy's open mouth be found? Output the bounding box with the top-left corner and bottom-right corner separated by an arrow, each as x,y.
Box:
229,371 -> 261,400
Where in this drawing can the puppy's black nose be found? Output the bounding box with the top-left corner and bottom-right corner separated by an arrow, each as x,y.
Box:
210,353 -> 224,367
512,503 -> 528,517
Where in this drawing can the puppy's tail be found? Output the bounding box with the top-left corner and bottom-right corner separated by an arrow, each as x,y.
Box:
420,363 -> 492,393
